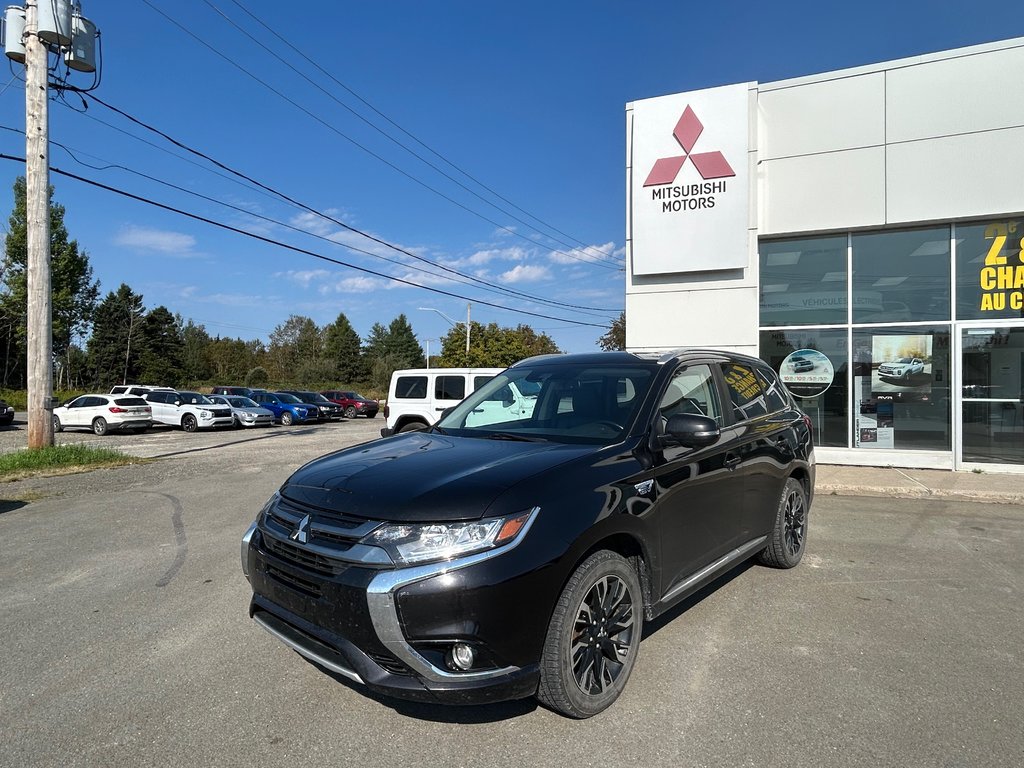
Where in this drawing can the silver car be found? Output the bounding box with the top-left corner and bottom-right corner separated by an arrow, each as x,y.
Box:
210,395 -> 274,428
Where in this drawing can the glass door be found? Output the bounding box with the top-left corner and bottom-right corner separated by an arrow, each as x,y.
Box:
960,326 -> 1024,465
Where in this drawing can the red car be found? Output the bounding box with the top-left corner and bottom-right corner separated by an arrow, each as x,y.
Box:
321,390 -> 379,419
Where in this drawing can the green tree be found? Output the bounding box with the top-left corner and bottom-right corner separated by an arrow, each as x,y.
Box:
86,284 -> 145,388
385,314 -> 424,368
268,314 -> 321,382
323,311 -> 365,383
362,315 -> 424,390
180,318 -> 212,382
598,312 -> 626,351
206,336 -> 256,382
137,306 -> 184,386
438,322 -> 559,367
1,176 -> 100,387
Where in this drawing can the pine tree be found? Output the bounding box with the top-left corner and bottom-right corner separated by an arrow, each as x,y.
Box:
323,311 -> 365,384
1,176 -> 100,387
137,307 -> 184,386
87,284 -> 145,388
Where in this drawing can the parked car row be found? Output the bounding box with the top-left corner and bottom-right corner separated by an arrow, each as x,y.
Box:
47,384 -> 375,436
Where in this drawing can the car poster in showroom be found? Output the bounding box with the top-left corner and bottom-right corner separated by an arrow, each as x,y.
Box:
870,334 -> 934,400
856,333 -> 934,449
779,349 -> 835,398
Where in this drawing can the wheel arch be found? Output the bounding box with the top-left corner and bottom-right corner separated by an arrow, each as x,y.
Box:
559,528 -> 656,623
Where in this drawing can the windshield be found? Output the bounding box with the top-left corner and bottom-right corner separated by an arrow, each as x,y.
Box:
897,357 -> 914,363
277,393 -> 302,404
436,363 -> 655,444
228,396 -> 258,407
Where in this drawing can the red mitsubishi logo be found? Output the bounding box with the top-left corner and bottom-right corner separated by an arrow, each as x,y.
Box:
643,106 -> 735,186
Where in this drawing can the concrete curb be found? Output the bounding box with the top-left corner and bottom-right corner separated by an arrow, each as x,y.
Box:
817,484 -> 1024,506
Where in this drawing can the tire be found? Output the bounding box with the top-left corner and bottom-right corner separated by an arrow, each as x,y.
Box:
757,477 -> 808,569
181,414 -> 198,433
52,414 -> 63,433
344,406 -> 357,419
397,421 -> 426,433
92,417 -> 108,436
537,551 -> 642,719
280,411 -> 294,426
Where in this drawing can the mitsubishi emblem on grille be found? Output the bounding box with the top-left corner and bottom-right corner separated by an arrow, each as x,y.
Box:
290,514 -> 311,544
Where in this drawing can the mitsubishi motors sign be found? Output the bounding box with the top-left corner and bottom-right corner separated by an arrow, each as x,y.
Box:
629,83 -> 751,275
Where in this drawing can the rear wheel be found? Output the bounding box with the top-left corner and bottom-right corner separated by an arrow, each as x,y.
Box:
397,421 -> 426,433
537,551 -> 642,718
181,414 -> 198,433
757,477 -> 808,568
280,411 -> 294,426
92,417 -> 108,436
52,414 -> 63,433
344,406 -> 357,419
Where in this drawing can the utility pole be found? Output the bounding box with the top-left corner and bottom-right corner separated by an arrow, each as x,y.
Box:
6,1 -> 100,448
24,0 -> 53,449
465,303 -> 471,356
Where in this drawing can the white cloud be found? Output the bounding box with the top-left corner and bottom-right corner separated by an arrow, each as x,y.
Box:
549,241 -> 621,265
282,269 -> 332,288
331,276 -> 388,293
114,226 -> 197,256
462,245 -> 529,266
499,264 -> 551,284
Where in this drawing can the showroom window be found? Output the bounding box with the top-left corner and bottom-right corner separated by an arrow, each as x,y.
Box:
955,219 -> 1024,320
851,227 -> 950,324
759,235 -> 847,327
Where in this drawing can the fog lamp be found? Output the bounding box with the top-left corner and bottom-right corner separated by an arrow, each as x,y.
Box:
446,643 -> 476,671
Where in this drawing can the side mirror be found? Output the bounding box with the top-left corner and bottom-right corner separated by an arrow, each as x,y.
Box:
174,398 -> 182,406
660,413 -> 720,449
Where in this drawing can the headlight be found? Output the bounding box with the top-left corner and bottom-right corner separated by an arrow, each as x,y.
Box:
362,509 -> 537,566
200,409 -> 211,418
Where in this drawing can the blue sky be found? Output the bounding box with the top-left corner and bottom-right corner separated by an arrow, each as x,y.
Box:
1,1 -> 1020,354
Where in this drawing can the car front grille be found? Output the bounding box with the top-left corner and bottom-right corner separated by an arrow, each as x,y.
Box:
260,497 -> 384,573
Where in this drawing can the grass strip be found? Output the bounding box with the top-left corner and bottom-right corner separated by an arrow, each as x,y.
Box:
0,445 -> 146,481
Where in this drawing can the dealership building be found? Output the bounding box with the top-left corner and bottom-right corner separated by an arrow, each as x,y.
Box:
625,36 -> 1024,472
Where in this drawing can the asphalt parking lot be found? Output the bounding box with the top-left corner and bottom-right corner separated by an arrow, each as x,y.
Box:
0,421 -> 1022,768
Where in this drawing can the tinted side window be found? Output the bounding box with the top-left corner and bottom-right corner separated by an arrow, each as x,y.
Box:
435,376 -> 466,401
115,397 -> 147,407
396,376 -> 427,399
721,362 -> 769,421
473,376 -> 493,391
659,365 -> 722,424
755,367 -> 789,413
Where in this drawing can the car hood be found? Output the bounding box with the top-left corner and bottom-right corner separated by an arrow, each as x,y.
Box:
280,431 -> 594,522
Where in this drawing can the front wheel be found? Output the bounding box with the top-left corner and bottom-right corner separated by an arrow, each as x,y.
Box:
757,477 -> 808,568
537,550 -> 642,719
181,414 -> 198,433
280,411 -> 294,426
92,417 -> 108,436
344,406 -> 356,419
52,414 -> 63,433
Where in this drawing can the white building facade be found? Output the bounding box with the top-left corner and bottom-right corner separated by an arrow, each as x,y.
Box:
626,38 -> 1024,472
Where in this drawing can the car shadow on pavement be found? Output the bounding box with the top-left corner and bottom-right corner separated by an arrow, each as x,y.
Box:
0,499 -> 29,515
150,426 -> 321,459
308,659 -> 539,722
641,560 -> 756,640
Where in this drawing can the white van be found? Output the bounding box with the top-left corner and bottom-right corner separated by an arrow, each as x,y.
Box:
381,367 -> 507,436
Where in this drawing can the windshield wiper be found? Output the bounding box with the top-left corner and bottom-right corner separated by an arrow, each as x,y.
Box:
483,431 -> 548,442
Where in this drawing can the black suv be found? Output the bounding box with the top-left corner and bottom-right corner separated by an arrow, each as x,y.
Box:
241,350 -> 814,717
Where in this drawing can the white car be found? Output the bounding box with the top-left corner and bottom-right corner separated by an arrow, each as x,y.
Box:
52,394 -> 152,435
878,357 -> 925,380
144,390 -> 233,432
209,395 -> 274,428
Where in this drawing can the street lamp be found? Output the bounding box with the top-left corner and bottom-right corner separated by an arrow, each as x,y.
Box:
423,338 -> 437,369
418,304 -> 471,356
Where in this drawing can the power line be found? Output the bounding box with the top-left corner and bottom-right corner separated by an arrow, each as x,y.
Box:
58,95 -> 622,313
137,0 -> 623,272
206,0 -> 624,267
16,126 -> 616,319
0,153 -> 611,329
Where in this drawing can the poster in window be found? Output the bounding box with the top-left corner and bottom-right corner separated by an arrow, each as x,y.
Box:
870,334 -> 933,401
779,349 -> 835,399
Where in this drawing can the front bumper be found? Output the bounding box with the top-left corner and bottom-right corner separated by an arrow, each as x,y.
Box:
241,511 -> 546,705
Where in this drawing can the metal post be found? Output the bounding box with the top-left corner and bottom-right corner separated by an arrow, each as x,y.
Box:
24,0 -> 53,448
465,303 -> 471,356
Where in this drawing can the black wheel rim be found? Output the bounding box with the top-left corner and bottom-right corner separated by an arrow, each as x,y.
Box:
784,489 -> 806,556
571,574 -> 635,696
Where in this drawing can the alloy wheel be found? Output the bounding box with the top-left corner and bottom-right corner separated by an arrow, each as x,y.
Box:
784,489 -> 806,556
571,574 -> 636,696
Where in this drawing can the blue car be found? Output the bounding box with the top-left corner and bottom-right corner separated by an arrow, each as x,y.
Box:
250,392 -> 317,426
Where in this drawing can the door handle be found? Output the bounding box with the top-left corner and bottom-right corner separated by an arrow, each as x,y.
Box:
724,454 -> 741,469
